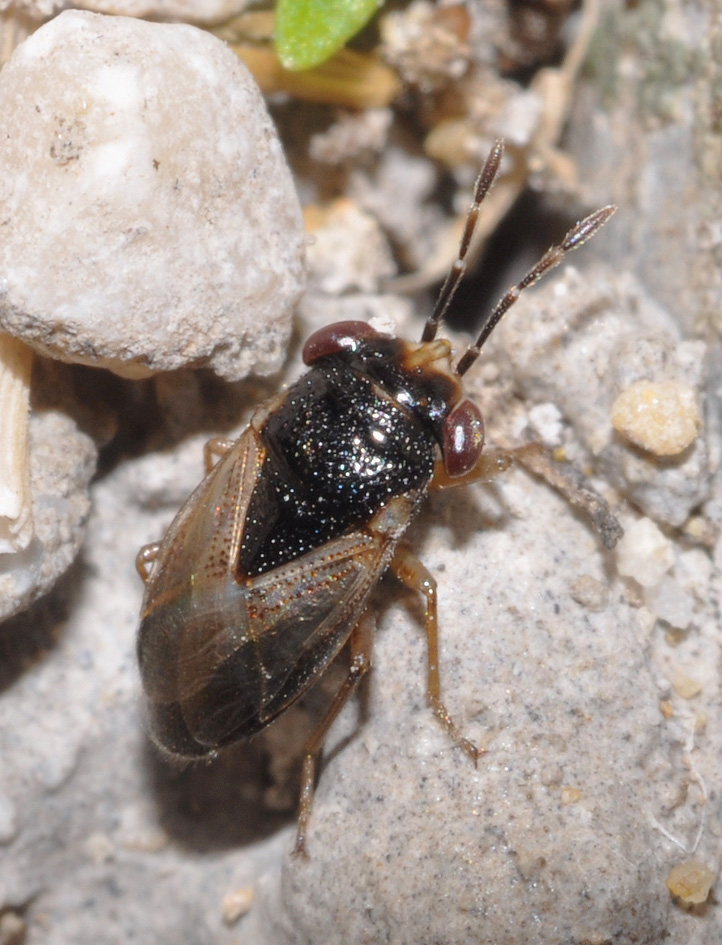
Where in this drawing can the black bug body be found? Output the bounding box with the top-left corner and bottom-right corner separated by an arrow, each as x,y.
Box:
136,141 -> 615,854
138,330 -> 464,755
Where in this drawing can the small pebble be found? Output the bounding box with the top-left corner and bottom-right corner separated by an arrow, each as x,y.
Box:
644,576 -> 693,629
222,885 -> 255,924
0,911 -> 26,945
666,860 -> 715,904
561,786 -> 583,805
570,575 -> 609,612
528,402 -> 564,447
611,381 -> 700,457
659,700 -> 674,719
615,519 -> 674,588
305,199 -> 396,294
671,673 -> 702,700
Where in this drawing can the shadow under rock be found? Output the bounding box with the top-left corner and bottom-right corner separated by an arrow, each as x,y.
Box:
0,556 -> 85,695
142,736 -> 291,853
142,663 -> 351,853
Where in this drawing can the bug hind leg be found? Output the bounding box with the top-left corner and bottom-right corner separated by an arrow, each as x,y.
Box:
292,615 -> 373,859
390,545 -> 481,766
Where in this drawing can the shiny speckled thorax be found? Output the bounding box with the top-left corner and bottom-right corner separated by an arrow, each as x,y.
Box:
136,140 -> 616,856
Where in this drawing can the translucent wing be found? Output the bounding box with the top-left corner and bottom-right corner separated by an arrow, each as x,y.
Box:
138,427 -> 420,756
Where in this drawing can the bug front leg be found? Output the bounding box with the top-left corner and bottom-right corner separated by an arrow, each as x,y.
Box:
390,546 -> 481,765
511,443 -> 623,550
293,615 -> 373,859
432,448 -> 512,491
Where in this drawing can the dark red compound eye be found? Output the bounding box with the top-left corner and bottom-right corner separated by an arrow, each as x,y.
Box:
302,321 -> 378,365
442,399 -> 485,478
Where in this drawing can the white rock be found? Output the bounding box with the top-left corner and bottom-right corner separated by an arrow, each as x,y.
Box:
644,575 -> 694,630
0,11 -> 305,381
527,401 -> 564,446
0,407 -> 96,622
1,0 -> 254,22
615,518 -> 674,588
306,200 -> 396,294
75,0 -> 254,24
487,267 -> 710,527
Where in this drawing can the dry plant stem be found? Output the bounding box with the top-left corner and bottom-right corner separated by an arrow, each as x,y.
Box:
388,0 -> 602,296
232,45 -> 401,109
0,335 -> 34,553
0,10 -> 33,68
530,0 -> 601,154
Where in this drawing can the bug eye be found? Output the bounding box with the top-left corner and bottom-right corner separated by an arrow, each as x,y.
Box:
302,321 -> 378,365
442,399 -> 485,477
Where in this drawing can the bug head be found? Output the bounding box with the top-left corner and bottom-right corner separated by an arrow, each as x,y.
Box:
303,141 -> 615,480
303,320 -> 484,478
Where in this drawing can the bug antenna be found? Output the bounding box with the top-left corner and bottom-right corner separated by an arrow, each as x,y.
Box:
455,204 -> 617,377
421,140 -> 505,343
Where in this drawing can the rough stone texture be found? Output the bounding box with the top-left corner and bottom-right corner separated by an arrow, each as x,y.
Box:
0,11 -> 305,380
0,405 -> 96,622
0,0 -> 721,942
73,0 -> 254,24
488,266 -> 711,528
305,200 -> 396,295
0,0 -> 253,22
1,275 -> 719,943
566,0 -> 721,343
247,468 -> 677,945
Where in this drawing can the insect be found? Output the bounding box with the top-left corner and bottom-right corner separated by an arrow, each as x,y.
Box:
136,140 -> 615,856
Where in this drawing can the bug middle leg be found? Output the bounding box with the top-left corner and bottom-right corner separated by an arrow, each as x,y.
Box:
293,615 -> 373,859
390,545 -> 481,765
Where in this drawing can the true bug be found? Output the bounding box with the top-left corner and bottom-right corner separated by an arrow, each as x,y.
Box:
136,140 -> 615,856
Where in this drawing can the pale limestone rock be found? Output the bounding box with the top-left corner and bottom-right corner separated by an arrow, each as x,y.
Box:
0,408 -> 96,621
487,267 -> 711,528
0,0 -> 254,21
0,11 -> 305,381
305,200 -> 396,295
615,517 -> 674,588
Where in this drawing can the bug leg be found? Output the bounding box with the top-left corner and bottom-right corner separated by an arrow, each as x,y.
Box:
203,437 -> 235,474
511,443 -> 624,550
390,546 -> 481,766
293,615 -> 373,859
136,543 -> 160,582
431,448 -> 512,491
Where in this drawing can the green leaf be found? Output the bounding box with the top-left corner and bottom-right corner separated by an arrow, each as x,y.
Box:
275,0 -> 382,72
